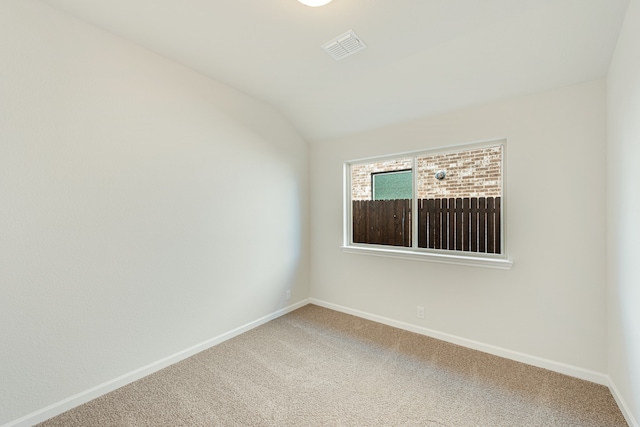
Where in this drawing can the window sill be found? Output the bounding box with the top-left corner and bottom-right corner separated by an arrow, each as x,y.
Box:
340,245 -> 513,270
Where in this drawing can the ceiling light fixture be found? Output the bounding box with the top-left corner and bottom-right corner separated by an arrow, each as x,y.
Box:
297,0 -> 333,7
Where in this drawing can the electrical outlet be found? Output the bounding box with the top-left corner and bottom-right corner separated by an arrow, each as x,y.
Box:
286,290 -> 291,300
417,306 -> 424,319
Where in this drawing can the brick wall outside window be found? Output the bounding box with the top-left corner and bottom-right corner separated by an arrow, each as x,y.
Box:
351,146 -> 501,200
351,158 -> 412,201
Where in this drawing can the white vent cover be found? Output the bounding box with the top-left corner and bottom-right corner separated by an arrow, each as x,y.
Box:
322,30 -> 367,60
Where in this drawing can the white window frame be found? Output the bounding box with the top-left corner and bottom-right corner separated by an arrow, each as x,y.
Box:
342,139 -> 513,270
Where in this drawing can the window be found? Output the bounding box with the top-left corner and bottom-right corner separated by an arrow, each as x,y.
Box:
372,170 -> 412,200
344,140 -> 512,269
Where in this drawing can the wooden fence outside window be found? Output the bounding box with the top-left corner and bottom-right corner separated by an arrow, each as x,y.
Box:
352,197 -> 501,254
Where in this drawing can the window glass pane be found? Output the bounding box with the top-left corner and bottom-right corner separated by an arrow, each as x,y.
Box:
351,158 -> 413,247
416,146 -> 502,253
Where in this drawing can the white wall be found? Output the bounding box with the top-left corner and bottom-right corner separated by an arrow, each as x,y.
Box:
310,80 -> 608,376
607,0 -> 640,424
0,1 -> 308,424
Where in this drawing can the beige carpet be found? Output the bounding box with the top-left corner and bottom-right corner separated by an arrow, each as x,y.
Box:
38,304 -> 627,426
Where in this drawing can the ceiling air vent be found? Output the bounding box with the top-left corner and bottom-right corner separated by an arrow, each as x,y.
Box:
322,30 -> 367,61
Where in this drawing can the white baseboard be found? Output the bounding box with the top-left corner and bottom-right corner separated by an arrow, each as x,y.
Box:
309,298 -> 609,386
2,299 -> 310,427
608,378 -> 639,427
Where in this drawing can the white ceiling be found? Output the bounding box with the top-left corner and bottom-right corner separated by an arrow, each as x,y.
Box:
39,0 -> 629,142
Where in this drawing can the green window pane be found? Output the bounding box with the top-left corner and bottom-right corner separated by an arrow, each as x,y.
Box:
372,170 -> 412,200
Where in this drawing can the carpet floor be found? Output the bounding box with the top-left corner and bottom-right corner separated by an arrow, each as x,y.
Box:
37,304 -> 628,426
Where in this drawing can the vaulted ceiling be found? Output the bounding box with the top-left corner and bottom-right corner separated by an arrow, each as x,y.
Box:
39,0 -> 630,141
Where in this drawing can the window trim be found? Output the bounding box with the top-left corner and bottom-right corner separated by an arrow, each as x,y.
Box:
342,139 -> 513,270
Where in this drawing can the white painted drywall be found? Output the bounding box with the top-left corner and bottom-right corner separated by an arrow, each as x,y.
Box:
607,0 -> 640,424
310,80 -> 608,374
0,1 -> 309,424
